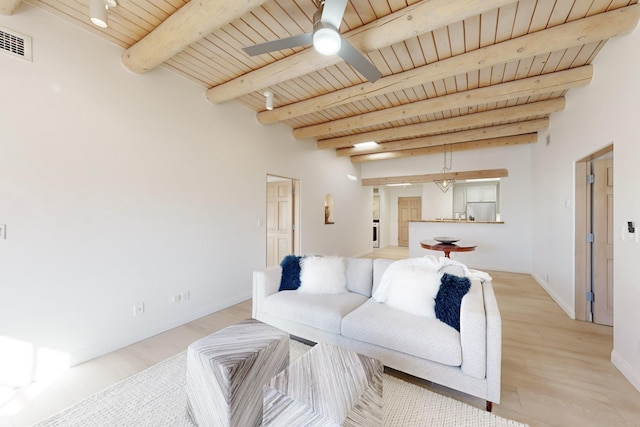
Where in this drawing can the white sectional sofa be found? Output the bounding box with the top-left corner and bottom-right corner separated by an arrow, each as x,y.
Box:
252,257 -> 502,410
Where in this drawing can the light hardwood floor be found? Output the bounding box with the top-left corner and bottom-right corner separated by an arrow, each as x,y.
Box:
5,247 -> 640,427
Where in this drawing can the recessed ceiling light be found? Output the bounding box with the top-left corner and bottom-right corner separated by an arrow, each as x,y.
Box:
353,141 -> 379,149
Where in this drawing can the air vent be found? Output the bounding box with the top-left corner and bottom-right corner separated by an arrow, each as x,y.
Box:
0,26 -> 32,62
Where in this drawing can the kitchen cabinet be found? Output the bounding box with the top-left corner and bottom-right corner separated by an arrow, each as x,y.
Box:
453,186 -> 466,213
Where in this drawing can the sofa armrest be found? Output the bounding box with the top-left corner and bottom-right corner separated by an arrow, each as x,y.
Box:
459,280 -> 487,379
482,281 -> 502,404
252,266 -> 282,318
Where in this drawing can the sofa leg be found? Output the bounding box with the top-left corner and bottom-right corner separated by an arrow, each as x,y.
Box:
486,401 -> 493,412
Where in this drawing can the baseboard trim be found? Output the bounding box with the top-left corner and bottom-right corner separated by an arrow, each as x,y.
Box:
69,292 -> 252,366
611,349 -> 640,393
531,273 -> 575,319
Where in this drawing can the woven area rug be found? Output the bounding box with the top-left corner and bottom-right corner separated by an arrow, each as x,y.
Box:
34,341 -> 526,427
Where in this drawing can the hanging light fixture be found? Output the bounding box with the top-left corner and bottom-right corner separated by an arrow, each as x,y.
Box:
433,144 -> 456,193
90,0 -> 117,28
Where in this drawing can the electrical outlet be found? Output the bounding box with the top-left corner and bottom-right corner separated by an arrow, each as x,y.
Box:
133,302 -> 145,317
181,291 -> 190,302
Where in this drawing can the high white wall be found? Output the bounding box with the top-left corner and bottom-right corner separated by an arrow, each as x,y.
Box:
530,26 -> 640,391
0,6 -> 370,366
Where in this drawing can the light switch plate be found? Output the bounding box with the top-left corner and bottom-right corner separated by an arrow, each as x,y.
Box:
0,224 -> 5,240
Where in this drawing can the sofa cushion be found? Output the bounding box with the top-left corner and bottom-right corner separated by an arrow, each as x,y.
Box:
279,255 -> 302,291
262,291 -> 368,334
299,256 -> 347,294
372,258 -> 395,295
435,273 -> 471,331
345,258 -> 373,297
373,263 -> 441,318
342,299 -> 462,367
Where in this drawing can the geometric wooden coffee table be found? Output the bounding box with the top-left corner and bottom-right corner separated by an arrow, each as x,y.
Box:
263,342 -> 383,426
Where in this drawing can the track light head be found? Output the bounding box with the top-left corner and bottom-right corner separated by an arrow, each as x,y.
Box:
90,0 -> 117,28
264,90 -> 274,111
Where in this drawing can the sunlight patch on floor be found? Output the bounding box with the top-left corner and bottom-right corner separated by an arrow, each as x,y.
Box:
0,336 -> 70,416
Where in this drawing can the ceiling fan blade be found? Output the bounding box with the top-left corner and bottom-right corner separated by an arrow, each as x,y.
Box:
321,0 -> 348,30
337,39 -> 383,83
243,33 -> 313,56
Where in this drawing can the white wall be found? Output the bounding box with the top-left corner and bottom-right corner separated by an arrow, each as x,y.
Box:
362,144 -> 533,269
0,5 -> 370,366
530,26 -> 640,391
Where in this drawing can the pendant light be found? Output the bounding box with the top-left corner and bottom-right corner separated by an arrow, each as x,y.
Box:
433,145 -> 455,193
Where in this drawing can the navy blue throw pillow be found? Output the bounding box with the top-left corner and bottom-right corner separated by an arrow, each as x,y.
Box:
435,273 -> 471,331
279,255 -> 302,291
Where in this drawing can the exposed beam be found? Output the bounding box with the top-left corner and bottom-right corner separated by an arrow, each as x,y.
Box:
0,0 -> 20,15
342,134 -> 537,161
205,0 -> 518,104
121,0 -> 269,73
317,98 -> 564,150
362,169 -> 510,187
258,6 -> 639,124
299,67 -> 589,141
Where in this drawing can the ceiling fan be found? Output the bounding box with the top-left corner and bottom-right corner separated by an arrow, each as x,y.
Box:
242,0 -> 382,83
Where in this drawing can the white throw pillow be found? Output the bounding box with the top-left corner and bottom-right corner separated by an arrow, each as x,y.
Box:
298,256 -> 348,294
374,262 -> 442,318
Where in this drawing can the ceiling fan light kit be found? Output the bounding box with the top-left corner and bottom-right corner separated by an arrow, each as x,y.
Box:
242,0 -> 381,83
313,25 -> 341,56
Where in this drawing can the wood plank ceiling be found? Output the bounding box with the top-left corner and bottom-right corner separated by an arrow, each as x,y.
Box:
6,0 -> 640,165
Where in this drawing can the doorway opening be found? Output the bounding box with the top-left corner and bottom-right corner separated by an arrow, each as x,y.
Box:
266,175 -> 300,267
575,145 -> 613,326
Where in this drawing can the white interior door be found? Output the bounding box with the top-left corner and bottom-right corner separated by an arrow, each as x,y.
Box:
266,180 -> 293,267
397,197 -> 421,247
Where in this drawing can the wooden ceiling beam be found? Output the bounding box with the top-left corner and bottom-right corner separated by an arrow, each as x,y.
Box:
342,133 -> 537,160
259,6 -> 639,124
205,0 -> 518,104
121,0 -> 269,73
317,98 -> 564,150
303,66 -> 589,142
347,120 -> 548,163
362,169 -> 510,187
0,0 -> 20,15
